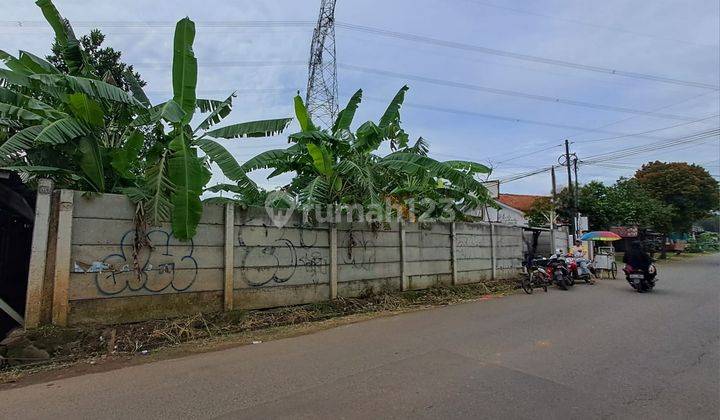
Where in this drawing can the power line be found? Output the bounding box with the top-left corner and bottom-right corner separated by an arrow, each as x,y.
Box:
357,93 -> 716,166
357,95 -> 676,139
492,91 -> 720,163
581,129 -> 720,163
0,20 -> 315,28
333,23 -> 719,90
495,128 -> 720,184
4,19 -> 717,89
493,145 -> 564,165
559,91 -> 718,138
497,166 -> 554,183
135,60 -> 306,69
339,63 -> 699,121
458,0 -> 719,49
573,114 -> 720,143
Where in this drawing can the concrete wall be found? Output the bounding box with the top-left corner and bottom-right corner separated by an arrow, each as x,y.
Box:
523,228 -> 570,257
26,191 -> 532,327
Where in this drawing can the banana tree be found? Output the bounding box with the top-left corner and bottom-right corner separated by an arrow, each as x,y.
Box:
0,49 -> 147,192
230,85 -> 493,219
1,1 -> 292,240
119,17 -> 292,239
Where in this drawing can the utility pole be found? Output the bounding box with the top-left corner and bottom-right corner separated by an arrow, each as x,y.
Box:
305,0 -> 339,129
564,139 -> 576,240
573,155 -> 580,232
550,166 -> 557,252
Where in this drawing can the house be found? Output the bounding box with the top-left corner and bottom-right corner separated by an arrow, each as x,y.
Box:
493,194 -> 547,226
467,181 -> 548,227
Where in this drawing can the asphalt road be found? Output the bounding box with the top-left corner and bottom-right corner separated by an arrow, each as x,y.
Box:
2,255 -> 718,419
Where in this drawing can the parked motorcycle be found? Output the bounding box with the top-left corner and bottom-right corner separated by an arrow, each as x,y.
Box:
537,255 -> 572,290
624,264 -> 658,292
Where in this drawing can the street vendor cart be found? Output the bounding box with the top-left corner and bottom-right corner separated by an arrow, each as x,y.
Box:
593,246 -> 618,279
581,231 -> 621,279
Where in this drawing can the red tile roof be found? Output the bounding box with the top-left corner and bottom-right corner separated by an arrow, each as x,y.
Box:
497,193 -> 547,213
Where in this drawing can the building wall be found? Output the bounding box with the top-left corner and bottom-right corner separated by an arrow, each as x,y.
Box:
522,228 -> 570,258
29,191 -> 551,326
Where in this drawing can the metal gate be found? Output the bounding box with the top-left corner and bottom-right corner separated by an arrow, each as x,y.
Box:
0,172 -> 35,337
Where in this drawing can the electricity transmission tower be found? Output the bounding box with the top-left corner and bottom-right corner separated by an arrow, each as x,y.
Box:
305,0 -> 338,128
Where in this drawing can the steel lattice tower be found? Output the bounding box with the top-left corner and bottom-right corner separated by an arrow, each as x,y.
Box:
305,0 -> 338,128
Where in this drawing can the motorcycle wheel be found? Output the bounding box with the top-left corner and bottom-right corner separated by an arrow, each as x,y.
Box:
557,275 -> 568,290
522,274 -> 533,294
567,275 -> 575,286
542,277 -> 548,292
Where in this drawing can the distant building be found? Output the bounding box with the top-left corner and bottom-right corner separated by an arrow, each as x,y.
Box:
468,181 -> 548,226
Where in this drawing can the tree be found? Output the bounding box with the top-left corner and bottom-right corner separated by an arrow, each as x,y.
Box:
526,196 -> 555,228
604,178 -> 673,233
222,87 -> 493,220
1,1 -> 291,240
48,29 -> 145,92
635,161 -> 720,232
544,179 -> 673,233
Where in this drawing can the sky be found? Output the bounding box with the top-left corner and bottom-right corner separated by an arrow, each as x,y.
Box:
2,0 -> 719,195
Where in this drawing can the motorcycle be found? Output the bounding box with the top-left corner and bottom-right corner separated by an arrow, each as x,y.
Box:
565,255 -> 595,284
536,255 -> 572,290
624,264 -> 658,292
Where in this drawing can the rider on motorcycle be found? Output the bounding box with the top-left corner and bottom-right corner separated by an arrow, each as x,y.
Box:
622,241 -> 652,272
623,241 -> 653,291
571,240 -> 592,278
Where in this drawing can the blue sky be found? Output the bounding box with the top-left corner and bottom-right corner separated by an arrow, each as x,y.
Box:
2,0 -> 719,194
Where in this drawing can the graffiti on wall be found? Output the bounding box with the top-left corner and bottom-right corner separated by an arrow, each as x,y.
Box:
82,230 -> 198,295
237,226 -> 328,287
455,232 -> 494,248
341,230 -> 376,271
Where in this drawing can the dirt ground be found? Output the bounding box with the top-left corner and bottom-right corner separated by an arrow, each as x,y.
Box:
0,279 -> 517,388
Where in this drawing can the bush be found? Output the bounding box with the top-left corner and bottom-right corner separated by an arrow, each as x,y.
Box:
686,232 -> 720,253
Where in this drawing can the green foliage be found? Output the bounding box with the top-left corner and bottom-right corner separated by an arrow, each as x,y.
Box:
293,94 -> 315,132
110,130 -> 143,179
332,89 -> 362,134
526,196 -> 555,228
167,132 -> 205,239
204,118 -> 292,139
686,232 -> 720,253
635,161 -> 720,232
47,28 -> 146,92
67,93 -> 104,127
36,0 -> 90,76
4,0 -> 496,238
240,86 -> 492,219
548,178 -> 675,233
172,18 -> 197,124
77,136 -> 104,191
1,3 -> 290,240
